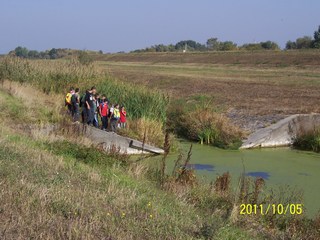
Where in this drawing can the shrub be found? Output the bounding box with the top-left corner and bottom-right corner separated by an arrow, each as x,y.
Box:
177,107 -> 243,148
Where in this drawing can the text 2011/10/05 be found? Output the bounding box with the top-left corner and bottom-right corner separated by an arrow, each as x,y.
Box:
239,204 -> 303,215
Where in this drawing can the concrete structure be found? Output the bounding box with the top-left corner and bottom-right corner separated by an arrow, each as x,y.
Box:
240,114 -> 320,149
85,126 -> 164,154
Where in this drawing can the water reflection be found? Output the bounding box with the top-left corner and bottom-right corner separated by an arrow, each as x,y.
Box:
246,171 -> 270,180
185,164 -> 215,171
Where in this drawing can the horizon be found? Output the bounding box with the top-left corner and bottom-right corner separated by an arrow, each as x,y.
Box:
1,0 -> 319,54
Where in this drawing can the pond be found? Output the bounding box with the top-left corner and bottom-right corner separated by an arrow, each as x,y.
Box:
160,140 -> 320,218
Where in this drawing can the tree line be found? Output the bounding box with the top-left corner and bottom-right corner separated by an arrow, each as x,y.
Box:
286,26 -> 320,49
9,47 -> 72,59
133,25 -> 320,52
8,26 -> 320,56
8,47 -> 104,60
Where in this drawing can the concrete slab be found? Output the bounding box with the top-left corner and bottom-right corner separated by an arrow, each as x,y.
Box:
85,126 -> 164,154
240,114 -> 320,149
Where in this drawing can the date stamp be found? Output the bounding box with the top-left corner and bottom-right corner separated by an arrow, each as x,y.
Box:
240,204 -> 303,215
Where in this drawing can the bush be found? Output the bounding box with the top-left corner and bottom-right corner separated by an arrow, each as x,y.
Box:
171,106 -> 243,148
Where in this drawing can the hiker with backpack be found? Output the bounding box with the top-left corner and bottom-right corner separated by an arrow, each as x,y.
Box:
71,88 -> 80,122
65,87 -> 75,115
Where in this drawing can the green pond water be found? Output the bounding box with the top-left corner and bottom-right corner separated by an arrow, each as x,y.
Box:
156,141 -> 320,218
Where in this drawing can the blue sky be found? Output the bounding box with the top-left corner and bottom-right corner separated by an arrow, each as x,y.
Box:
0,0 -> 319,53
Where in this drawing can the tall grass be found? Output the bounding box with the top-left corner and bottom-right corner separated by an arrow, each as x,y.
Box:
293,128 -> 320,153
168,103 -> 244,148
97,77 -> 168,122
0,57 -> 169,122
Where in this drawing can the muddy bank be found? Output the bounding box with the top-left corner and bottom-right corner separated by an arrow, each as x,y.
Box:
227,109 -> 287,133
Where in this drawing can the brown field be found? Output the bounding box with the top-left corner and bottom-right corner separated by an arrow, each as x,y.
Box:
95,51 -> 320,119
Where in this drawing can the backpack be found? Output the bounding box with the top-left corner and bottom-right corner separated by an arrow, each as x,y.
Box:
79,94 -> 86,107
71,93 -> 79,105
65,93 -> 72,106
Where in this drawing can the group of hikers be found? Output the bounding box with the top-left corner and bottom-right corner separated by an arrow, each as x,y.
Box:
65,86 -> 127,133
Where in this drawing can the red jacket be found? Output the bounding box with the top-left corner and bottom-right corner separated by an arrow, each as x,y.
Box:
120,110 -> 126,123
100,102 -> 108,117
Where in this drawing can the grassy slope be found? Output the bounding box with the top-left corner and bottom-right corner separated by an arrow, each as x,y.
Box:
0,84 -> 254,239
97,51 -> 320,115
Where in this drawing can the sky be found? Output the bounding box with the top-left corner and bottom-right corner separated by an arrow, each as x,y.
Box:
0,0 -> 319,53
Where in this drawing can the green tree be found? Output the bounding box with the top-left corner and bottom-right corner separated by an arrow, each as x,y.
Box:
219,41 -> 237,51
28,50 -> 40,59
167,44 -> 175,52
48,48 -> 58,59
296,36 -> 313,49
285,41 -> 297,50
206,38 -> 220,50
14,46 -> 29,58
313,25 -> 320,48
175,40 -> 206,51
260,41 -> 280,50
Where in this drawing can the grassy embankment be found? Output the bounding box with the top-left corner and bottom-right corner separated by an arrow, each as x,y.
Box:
1,56 -> 320,239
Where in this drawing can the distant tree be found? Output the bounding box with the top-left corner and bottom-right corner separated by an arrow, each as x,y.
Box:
48,48 -> 58,59
296,36 -> 313,49
98,50 -> 103,54
285,40 -> 297,50
14,46 -> 29,58
175,40 -> 206,51
313,25 -> 320,48
167,44 -> 176,52
260,41 -> 280,50
27,50 -> 40,58
219,41 -> 237,51
154,44 -> 168,52
39,51 -> 50,59
206,38 -> 220,50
